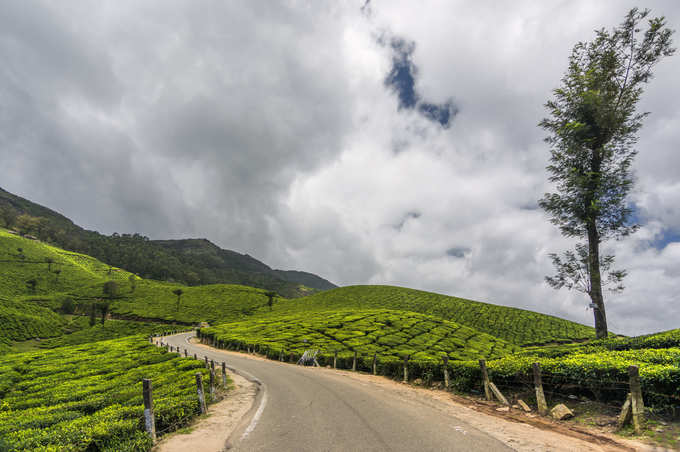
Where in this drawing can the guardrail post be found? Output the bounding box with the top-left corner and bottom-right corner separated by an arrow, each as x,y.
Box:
442,355 -> 450,389
533,362 -> 548,415
196,373 -> 208,414
142,379 -> 156,443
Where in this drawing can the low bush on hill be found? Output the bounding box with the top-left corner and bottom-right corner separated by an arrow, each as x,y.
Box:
200,309 -> 518,365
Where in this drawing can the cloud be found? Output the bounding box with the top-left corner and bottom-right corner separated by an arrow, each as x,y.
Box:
1,0 -> 679,335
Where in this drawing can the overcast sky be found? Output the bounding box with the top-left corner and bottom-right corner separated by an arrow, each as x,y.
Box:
2,0 -> 678,335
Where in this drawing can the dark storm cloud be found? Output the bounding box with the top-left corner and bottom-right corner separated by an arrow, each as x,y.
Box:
446,247 -> 470,258
383,36 -> 457,128
0,1 -> 354,259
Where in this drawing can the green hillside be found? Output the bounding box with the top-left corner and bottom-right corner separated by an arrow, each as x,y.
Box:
0,336 -> 219,451
0,186 -> 335,297
2,229 -> 597,350
0,297 -> 66,352
273,285 -> 596,346
202,309 -> 518,362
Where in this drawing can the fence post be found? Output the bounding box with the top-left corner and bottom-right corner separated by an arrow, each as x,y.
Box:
628,365 -> 645,434
222,362 -> 227,387
196,373 -> 208,414
617,393 -> 633,430
403,355 -> 410,383
442,355 -> 450,389
333,351 -> 338,369
211,360 -> 215,372
352,351 -> 357,371
479,359 -> 492,401
204,356 -> 209,368
184,349 -> 188,357
194,353 -> 197,360
533,362 -> 548,416
209,368 -> 216,399
372,353 -> 377,375
142,379 -> 156,443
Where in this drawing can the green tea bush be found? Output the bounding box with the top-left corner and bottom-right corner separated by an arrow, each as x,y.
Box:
200,309 -> 517,370
272,285 -> 596,346
0,336 -> 214,451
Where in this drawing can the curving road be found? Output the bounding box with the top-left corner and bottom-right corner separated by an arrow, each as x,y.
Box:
163,333 -> 514,452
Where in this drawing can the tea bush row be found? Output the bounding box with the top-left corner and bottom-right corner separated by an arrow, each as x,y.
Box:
200,309 -> 518,364
272,285 -> 596,346
0,336 -> 213,451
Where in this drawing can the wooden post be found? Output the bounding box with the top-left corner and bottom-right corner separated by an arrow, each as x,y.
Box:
211,360 -> 215,372
333,350 -> 338,369
222,362 -> 227,387
617,393 -> 632,430
629,365 -> 644,434
142,379 -> 156,443
196,373 -> 208,414
204,356 -> 209,368
184,349 -> 188,357
488,382 -> 509,406
372,353 -> 377,375
442,355 -> 450,389
479,359 -> 492,401
403,355 -> 409,383
209,368 -> 216,399
352,351 -> 357,371
193,353 -> 197,360
533,362 -> 548,416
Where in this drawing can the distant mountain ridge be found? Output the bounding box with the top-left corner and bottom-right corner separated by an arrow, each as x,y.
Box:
0,186 -> 336,297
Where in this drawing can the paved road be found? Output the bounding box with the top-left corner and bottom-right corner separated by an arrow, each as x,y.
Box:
164,333 -> 513,452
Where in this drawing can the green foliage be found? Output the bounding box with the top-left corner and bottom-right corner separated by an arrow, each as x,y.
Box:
272,286 -> 596,346
0,336 -> 214,451
59,296 -> 76,315
34,318 -> 170,350
202,309 -> 518,364
0,298 -> 66,352
103,280 -> 120,300
539,8 -> 675,339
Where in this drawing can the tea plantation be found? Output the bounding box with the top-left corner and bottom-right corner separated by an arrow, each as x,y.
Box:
201,309 -> 518,362
272,285 -> 597,346
0,336 -> 217,452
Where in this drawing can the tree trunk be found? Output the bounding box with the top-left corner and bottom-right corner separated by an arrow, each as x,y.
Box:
587,224 -> 608,339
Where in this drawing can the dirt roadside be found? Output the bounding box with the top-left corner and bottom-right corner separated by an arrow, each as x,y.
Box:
152,370 -> 257,452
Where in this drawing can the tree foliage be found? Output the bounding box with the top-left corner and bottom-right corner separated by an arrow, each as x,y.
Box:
545,243 -> 626,294
539,8 -> 674,338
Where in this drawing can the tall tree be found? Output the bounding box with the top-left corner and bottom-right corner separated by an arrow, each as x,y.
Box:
264,291 -> 278,311
539,8 -> 674,338
173,288 -> 184,311
103,280 -> 119,300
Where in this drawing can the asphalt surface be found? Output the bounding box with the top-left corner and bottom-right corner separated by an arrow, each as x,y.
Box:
164,333 -> 513,452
